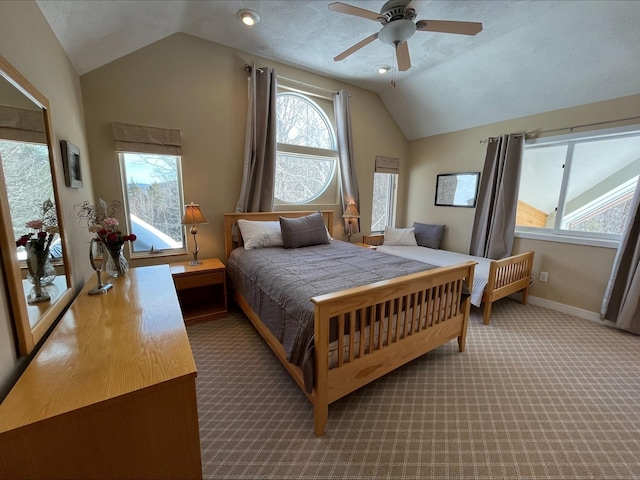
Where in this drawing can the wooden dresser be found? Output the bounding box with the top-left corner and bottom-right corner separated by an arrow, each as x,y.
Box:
0,265 -> 202,479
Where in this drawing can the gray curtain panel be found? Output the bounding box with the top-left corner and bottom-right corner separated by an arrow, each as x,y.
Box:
235,65 -> 277,213
334,89 -> 360,234
601,178 -> 640,333
469,133 -> 524,259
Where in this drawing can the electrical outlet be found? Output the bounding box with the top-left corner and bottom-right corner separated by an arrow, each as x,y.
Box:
540,271 -> 549,282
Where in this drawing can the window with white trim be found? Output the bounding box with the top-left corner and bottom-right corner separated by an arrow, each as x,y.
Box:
371,156 -> 399,232
275,93 -> 338,204
516,126 -> 640,244
119,152 -> 185,255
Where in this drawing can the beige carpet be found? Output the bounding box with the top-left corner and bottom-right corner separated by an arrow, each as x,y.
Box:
187,300 -> 640,479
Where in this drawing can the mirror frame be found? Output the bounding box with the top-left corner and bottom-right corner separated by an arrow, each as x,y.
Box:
0,53 -> 74,355
434,172 -> 481,208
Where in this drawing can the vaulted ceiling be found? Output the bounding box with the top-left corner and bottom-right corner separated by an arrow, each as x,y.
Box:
37,0 -> 640,140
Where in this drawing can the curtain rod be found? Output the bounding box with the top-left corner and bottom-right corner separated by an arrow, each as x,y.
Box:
478,115 -> 640,143
244,64 -> 338,98
276,75 -> 338,96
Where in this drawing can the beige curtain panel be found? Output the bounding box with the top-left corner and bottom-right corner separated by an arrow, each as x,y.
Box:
112,121 -> 182,155
374,156 -> 399,174
0,105 -> 46,144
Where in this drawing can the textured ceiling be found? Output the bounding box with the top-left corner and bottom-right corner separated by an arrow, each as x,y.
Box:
37,0 -> 640,140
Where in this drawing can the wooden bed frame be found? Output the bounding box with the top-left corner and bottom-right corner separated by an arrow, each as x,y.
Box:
362,234 -> 534,325
223,211 -> 476,437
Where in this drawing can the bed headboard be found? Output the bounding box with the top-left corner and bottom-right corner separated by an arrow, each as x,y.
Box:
222,211 -> 335,260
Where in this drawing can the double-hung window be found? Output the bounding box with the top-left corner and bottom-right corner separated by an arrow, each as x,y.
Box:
275,92 -> 338,205
516,125 -> 640,247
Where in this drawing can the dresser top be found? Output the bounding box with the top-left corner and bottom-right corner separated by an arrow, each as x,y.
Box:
0,265 -> 196,433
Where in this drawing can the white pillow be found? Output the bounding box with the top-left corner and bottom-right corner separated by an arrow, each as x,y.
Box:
383,226 -> 418,246
237,219 -> 284,250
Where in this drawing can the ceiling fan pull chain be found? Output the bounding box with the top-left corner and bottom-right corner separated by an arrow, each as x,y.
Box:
391,47 -> 397,88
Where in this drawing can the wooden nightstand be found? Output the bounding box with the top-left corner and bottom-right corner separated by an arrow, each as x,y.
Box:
362,234 -> 384,247
170,258 -> 227,325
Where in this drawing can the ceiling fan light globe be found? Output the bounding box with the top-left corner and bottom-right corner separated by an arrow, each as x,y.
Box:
378,18 -> 416,45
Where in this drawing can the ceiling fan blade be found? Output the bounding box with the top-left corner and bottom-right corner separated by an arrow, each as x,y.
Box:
396,41 -> 411,71
416,20 -> 483,35
334,32 -> 379,61
328,2 -> 382,22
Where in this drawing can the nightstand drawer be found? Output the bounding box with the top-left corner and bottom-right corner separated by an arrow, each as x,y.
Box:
173,271 -> 224,290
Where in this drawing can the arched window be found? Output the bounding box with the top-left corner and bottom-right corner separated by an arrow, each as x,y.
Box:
275,93 -> 338,204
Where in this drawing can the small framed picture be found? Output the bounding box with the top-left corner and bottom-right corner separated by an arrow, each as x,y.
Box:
435,172 -> 480,208
60,140 -> 83,188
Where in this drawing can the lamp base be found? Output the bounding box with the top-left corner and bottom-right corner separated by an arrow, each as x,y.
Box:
189,260 -> 202,266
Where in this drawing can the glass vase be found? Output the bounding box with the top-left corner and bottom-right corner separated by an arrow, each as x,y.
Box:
26,245 -> 52,304
27,256 -> 57,286
105,243 -> 129,278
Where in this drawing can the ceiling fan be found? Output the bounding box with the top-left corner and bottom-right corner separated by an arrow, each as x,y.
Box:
329,0 -> 483,72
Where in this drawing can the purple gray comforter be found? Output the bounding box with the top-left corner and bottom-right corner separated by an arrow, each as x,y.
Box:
227,240 -> 437,391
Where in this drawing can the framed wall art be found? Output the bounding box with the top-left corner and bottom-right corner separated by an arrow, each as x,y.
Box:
435,172 -> 480,208
60,139 -> 82,188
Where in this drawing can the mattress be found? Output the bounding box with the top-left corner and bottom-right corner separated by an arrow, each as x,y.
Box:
376,245 -> 489,307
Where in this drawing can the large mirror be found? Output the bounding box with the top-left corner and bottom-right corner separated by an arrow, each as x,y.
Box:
0,54 -> 73,355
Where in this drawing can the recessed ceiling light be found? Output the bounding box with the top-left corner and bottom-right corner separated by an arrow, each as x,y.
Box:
237,9 -> 260,26
377,66 -> 391,74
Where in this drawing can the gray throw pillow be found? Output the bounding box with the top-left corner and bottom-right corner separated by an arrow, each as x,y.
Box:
280,212 -> 330,249
413,222 -> 445,249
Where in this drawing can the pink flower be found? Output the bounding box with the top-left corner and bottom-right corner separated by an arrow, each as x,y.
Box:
104,217 -> 119,228
26,220 -> 43,230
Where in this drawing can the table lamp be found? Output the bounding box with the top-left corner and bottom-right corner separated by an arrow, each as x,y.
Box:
342,201 -> 360,242
181,202 -> 208,265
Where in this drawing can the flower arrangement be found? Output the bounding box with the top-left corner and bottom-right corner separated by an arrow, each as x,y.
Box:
15,199 -> 59,252
75,199 -> 136,277
15,199 -> 59,302
75,199 -> 137,247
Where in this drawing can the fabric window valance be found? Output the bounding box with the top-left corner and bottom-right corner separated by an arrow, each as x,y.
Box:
374,156 -> 399,174
112,122 -> 182,155
0,105 -> 46,144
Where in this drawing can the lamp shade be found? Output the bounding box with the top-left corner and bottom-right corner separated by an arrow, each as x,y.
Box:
342,202 -> 360,219
181,203 -> 208,225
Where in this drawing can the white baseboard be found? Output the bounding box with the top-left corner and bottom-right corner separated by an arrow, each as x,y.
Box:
508,293 -> 619,329
525,295 -> 605,323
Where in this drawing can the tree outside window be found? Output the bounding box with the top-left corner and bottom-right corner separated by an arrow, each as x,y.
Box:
120,152 -> 184,254
275,93 -> 337,204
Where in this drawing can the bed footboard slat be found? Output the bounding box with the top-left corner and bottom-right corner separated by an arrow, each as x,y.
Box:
482,251 -> 534,325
